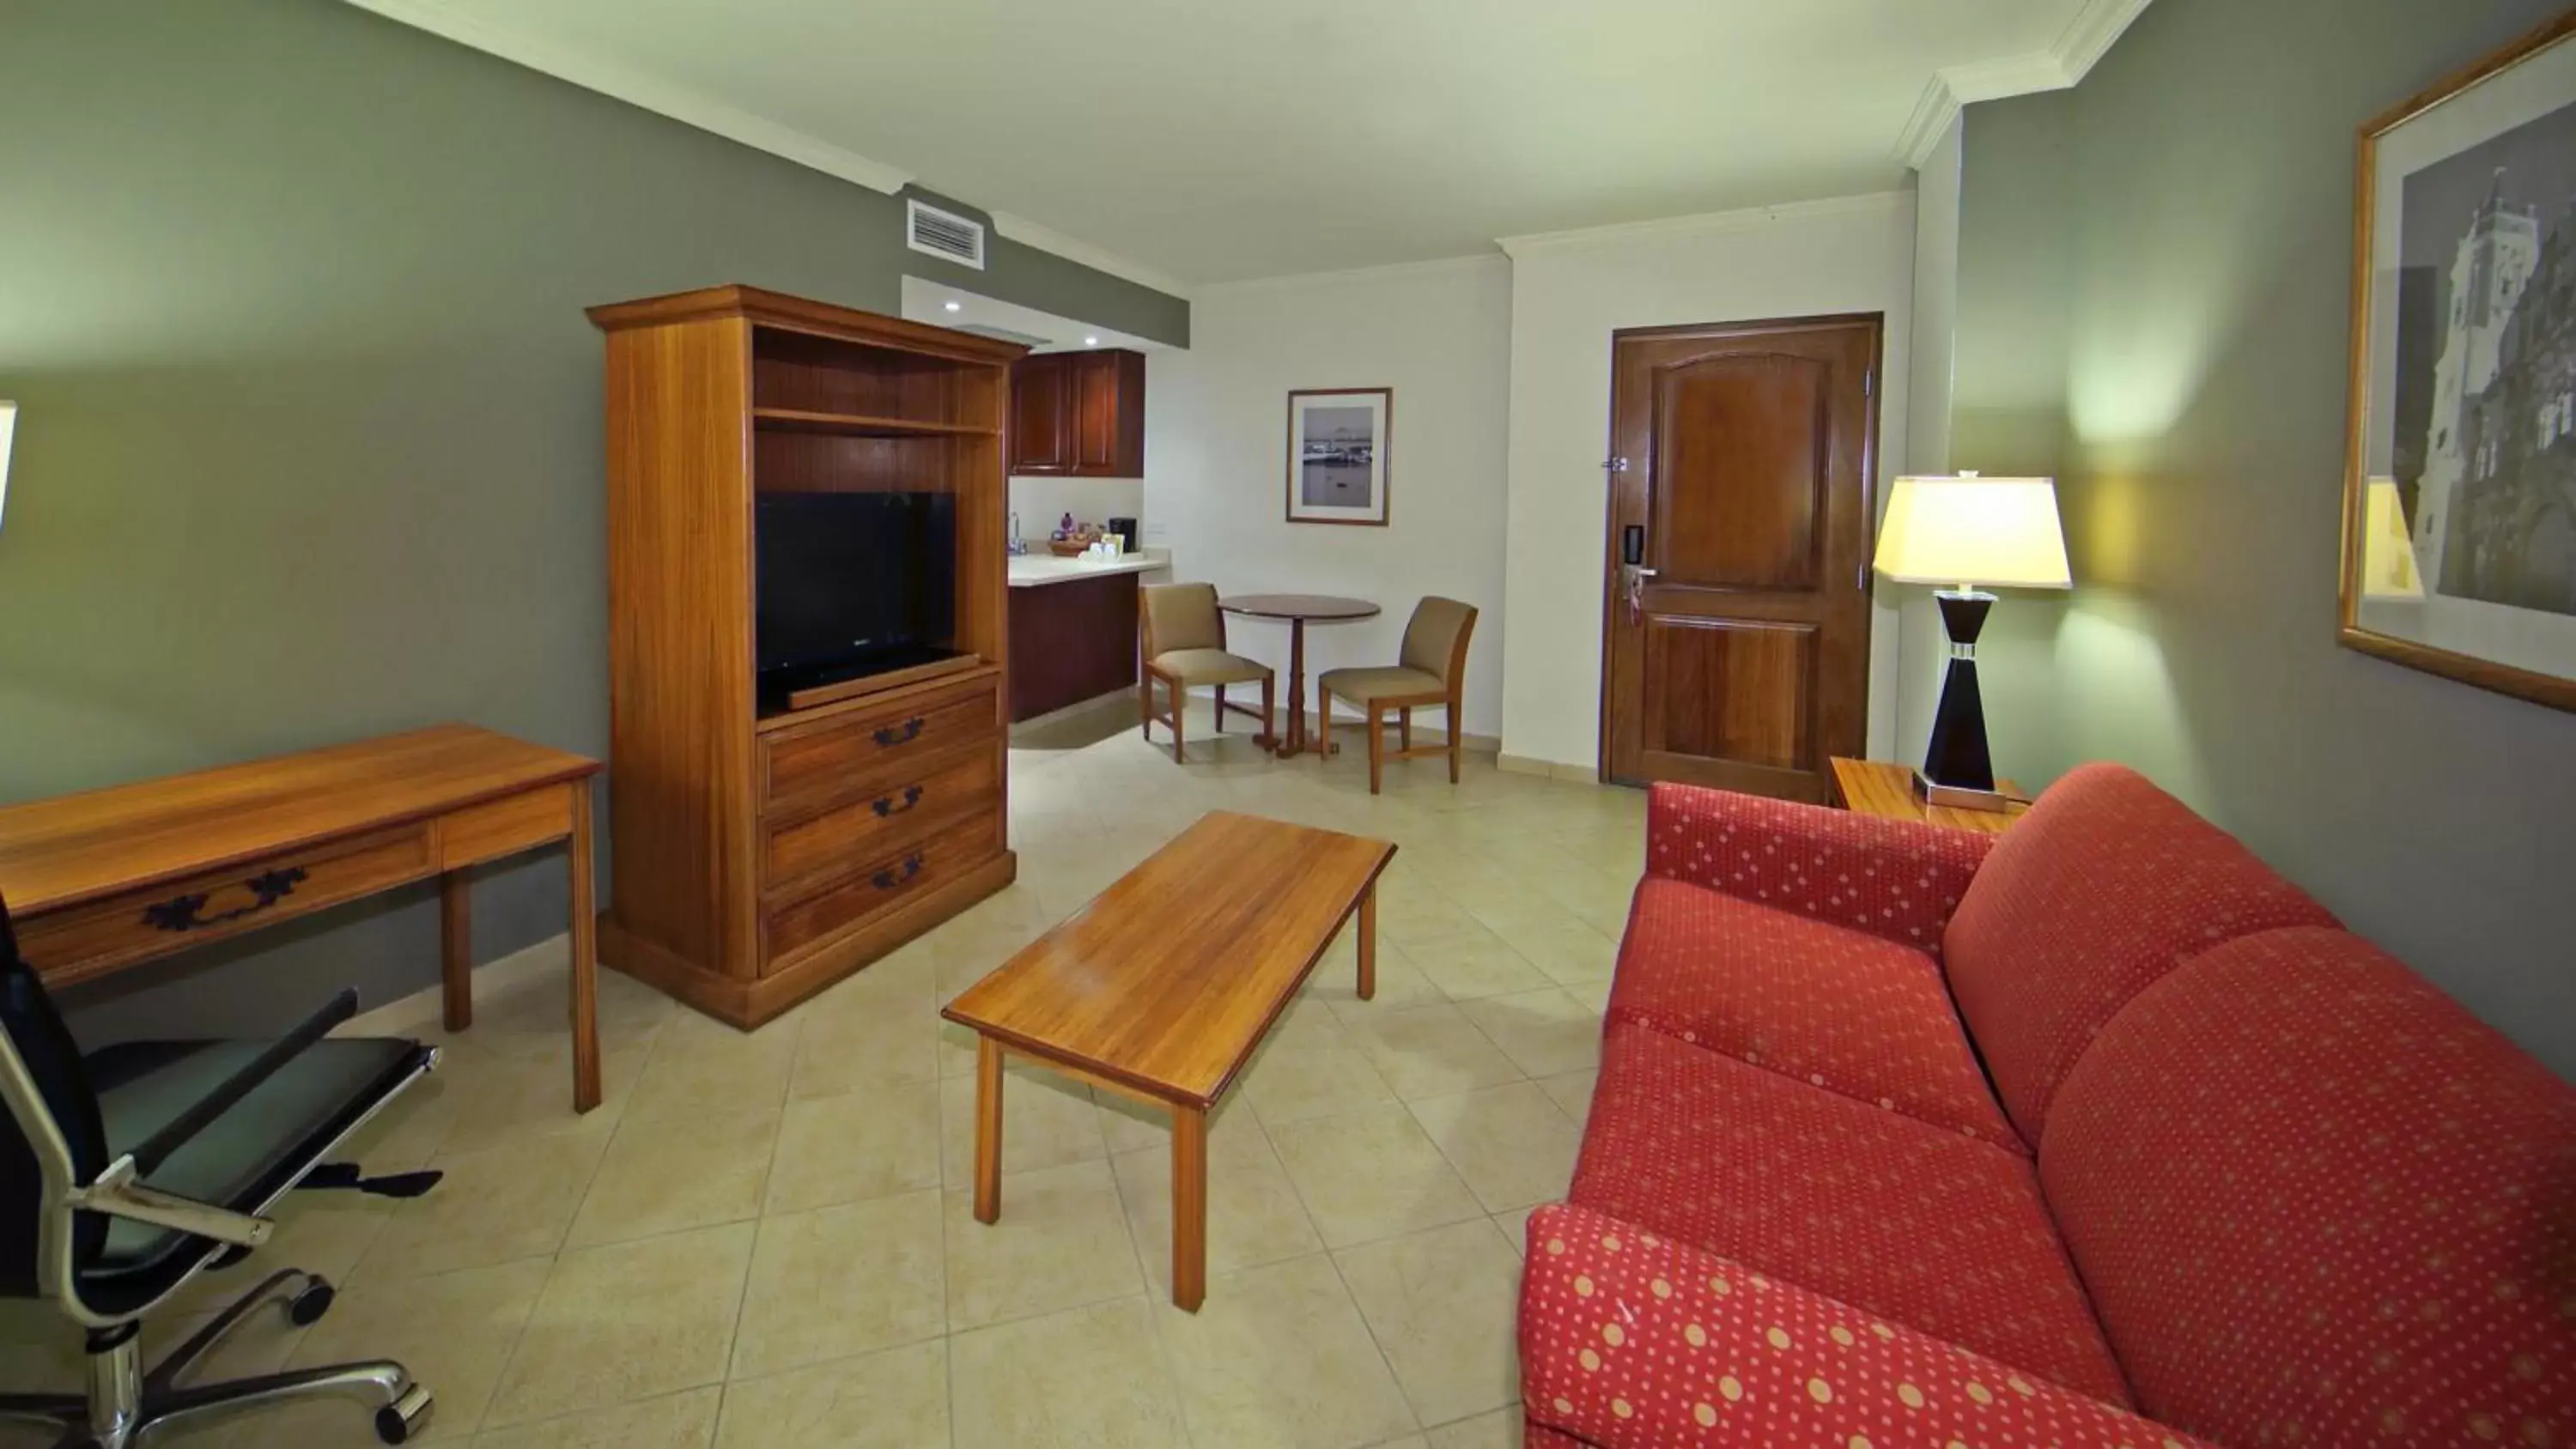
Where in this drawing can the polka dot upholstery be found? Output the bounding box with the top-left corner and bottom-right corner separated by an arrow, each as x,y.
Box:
1569,1022 -> 2130,1406
1644,782 -> 1993,957
2041,926 -> 2576,1449
1607,876 -> 2024,1151
1942,763 -> 2338,1143
1520,1202 -> 2219,1449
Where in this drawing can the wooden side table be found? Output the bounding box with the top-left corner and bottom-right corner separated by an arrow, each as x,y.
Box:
1828,757 -> 2027,835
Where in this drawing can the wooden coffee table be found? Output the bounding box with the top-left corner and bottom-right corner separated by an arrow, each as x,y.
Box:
940,811 -> 1395,1311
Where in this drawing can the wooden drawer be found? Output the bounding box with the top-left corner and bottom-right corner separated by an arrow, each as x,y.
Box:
440,784 -> 574,870
16,825 -> 437,988
764,743 -> 999,895
762,814 -> 1000,969
761,675 -> 1000,812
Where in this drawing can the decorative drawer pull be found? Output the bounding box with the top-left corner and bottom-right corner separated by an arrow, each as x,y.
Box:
870,854 -> 925,891
872,785 -> 926,818
872,718 -> 926,748
142,867 -> 310,932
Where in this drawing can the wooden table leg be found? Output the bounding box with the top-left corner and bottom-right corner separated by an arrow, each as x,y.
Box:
1275,618 -> 1309,760
567,781 -> 602,1113
1357,884 -> 1376,1002
974,1036 -> 1006,1224
440,869 -> 473,1033
1171,1102 -> 1207,1312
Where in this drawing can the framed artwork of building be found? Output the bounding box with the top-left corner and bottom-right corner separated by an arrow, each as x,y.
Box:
2342,8 -> 2576,712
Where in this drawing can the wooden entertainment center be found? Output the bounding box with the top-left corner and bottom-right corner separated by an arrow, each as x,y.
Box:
586,285 -> 1025,1028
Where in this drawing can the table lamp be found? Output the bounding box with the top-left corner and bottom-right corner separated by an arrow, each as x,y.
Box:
1873,473 -> 2071,811
0,401 -> 15,530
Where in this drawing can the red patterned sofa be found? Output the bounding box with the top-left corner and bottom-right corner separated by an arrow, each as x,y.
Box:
1519,763 -> 2576,1448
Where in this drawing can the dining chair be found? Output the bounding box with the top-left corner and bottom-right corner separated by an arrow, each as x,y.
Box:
1139,582 -> 1273,765
0,890 -> 443,1447
1316,597 -> 1479,793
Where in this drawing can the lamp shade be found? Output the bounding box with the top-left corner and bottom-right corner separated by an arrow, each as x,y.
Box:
0,401 -> 13,530
1873,475 -> 2072,589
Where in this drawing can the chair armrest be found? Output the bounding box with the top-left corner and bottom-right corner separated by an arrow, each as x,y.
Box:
1520,1203 -> 2209,1449
71,1159 -> 270,1249
1644,783 -> 1991,952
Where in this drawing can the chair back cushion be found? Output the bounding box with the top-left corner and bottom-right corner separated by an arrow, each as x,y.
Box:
1942,762 -> 2336,1140
2039,926 -> 2576,1448
1142,582 -> 1224,656
0,898 -> 109,1297
1399,597 -> 1477,686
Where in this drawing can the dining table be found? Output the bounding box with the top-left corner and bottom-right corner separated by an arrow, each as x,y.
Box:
1217,594 -> 1381,760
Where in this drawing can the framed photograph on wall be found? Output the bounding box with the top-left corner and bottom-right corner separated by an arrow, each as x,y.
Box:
1286,387 -> 1392,526
2342,9 -> 2576,712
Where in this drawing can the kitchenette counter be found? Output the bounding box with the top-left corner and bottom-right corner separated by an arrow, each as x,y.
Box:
1007,547 -> 1171,589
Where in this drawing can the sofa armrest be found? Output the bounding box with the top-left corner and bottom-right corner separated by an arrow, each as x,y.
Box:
1520,1203 -> 2211,1449
1644,782 -> 1992,952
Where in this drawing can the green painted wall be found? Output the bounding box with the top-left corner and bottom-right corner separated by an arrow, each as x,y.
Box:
0,0 -> 1186,1035
1952,0 -> 2576,1076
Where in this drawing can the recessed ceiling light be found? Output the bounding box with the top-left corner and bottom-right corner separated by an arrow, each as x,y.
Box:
1084,336 -> 1100,347
944,300 -> 962,312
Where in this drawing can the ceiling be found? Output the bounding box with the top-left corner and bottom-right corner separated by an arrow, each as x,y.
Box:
354,0 -> 2148,290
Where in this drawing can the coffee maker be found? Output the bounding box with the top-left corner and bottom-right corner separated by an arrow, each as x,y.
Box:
1107,516 -> 1141,555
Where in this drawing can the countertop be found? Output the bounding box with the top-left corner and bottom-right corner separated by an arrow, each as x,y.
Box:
1006,547 -> 1172,589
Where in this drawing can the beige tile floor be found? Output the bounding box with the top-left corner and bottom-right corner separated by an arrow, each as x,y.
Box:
0,699 -> 1643,1448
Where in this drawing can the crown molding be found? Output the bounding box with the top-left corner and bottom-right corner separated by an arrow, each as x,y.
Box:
344,1 -> 1192,299
985,212 -> 1193,300
1197,251 -> 1507,295
1497,191 -> 1910,258
1894,0 -> 2153,169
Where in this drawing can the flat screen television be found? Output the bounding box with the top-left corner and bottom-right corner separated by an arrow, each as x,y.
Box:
754,490 -> 957,707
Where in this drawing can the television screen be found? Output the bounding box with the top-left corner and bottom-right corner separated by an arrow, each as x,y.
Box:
754,491 -> 957,688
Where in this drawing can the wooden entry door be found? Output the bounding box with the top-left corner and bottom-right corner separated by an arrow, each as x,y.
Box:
1599,316 -> 1880,800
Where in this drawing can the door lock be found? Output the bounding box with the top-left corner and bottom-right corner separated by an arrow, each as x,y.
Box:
1622,563 -> 1659,624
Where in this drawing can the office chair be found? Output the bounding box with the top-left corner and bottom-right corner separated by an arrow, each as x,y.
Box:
0,891 -> 442,1447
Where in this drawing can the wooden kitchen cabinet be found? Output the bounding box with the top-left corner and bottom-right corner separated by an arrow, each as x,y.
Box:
1008,573 -> 1139,722
1008,349 -> 1145,477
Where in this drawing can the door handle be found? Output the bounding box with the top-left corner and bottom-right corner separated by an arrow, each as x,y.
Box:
1622,564 -> 1659,624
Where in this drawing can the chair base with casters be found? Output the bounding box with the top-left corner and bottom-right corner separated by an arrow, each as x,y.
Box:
0,891 -> 447,1449
1316,597 -> 1479,794
0,1267 -> 433,1446
1139,583 -> 1275,766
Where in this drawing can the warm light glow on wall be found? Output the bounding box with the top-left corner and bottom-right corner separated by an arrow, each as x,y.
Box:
0,402 -> 15,531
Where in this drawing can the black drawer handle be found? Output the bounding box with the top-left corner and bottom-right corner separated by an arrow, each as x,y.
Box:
872,785 -> 926,818
870,854 -> 925,891
142,866 -> 310,932
872,718 -> 925,748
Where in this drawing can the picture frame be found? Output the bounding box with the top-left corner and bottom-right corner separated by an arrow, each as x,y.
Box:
2340,8 -> 2576,712
1286,387 -> 1392,526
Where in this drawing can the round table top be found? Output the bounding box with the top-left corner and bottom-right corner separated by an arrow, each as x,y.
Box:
1218,594 -> 1381,622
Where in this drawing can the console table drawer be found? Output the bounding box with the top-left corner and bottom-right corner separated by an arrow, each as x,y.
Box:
17,825 -> 437,987
761,676 -> 1000,812
764,745 -> 999,895
762,814 -> 999,968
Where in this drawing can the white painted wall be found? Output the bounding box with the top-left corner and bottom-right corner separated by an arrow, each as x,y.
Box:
1142,257 -> 1514,736
1496,193 -> 1918,770
1898,118 -> 1965,767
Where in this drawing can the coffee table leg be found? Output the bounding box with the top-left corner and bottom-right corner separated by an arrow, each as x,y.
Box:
974,1037 -> 1005,1224
1171,1103 -> 1208,1312
1357,885 -> 1376,1002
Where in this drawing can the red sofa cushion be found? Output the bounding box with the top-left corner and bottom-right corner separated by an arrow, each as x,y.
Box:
1569,1021 -> 2131,1406
1518,1202 -> 2221,1449
1943,762 -> 2337,1142
2041,926 -> 2576,1449
1606,876 -> 2021,1150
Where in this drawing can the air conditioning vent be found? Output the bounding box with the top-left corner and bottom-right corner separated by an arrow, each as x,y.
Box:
906,199 -> 986,270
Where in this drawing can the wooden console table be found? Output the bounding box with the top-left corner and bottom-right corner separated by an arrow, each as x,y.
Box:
0,725 -> 606,1111
1828,756 -> 2026,835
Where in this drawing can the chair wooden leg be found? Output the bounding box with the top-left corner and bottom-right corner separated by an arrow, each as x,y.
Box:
1261,674 -> 1275,753
1399,706 -> 1412,753
1171,681 -> 1187,765
1315,684 -> 1332,756
1214,684 -> 1226,734
1139,673 -> 1153,741
1448,698 -> 1463,784
1367,704 -> 1385,794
